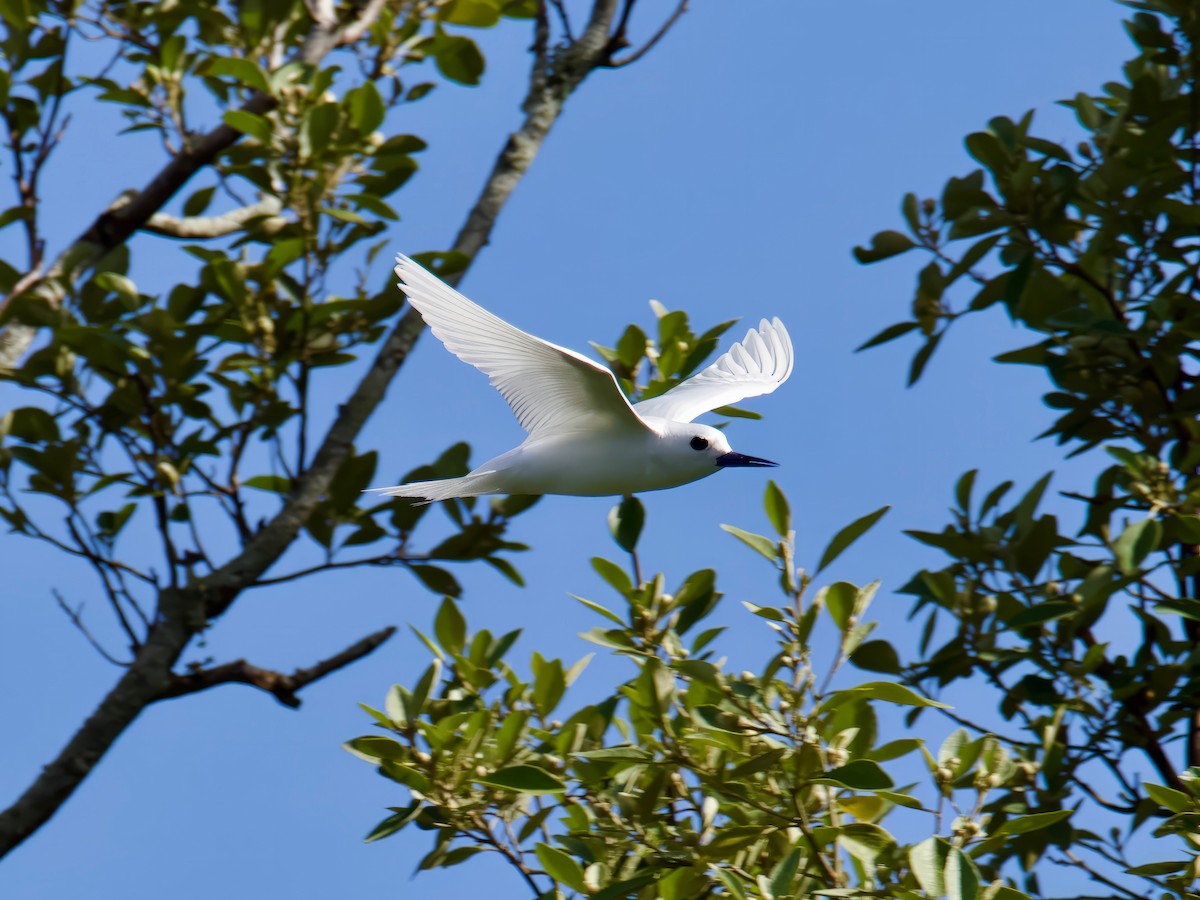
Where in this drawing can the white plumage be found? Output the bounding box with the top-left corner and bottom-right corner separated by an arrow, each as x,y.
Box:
369,254 -> 793,501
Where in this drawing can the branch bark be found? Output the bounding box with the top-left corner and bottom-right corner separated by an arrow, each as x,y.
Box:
143,195 -> 286,240
158,626 -> 397,708
0,3 -> 376,369
0,0 -> 666,861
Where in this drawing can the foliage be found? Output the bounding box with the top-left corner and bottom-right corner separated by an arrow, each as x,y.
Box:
352,3 -> 1200,898
352,487 -> 1059,900
0,0 -> 692,861
850,1 -> 1200,896
0,0 -> 536,621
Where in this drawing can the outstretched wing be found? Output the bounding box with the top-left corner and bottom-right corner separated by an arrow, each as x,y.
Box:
634,318 -> 793,424
395,254 -> 649,437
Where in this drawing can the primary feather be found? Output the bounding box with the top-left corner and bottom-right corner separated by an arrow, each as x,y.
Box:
394,255 -> 647,437
633,318 -> 793,424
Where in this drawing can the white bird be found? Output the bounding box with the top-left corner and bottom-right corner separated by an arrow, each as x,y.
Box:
370,254 -> 793,501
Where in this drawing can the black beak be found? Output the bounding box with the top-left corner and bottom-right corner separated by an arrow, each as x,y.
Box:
715,451 -> 778,468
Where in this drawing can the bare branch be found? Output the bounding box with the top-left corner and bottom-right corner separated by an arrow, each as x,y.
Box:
54,591 -> 129,667
143,195 -> 285,240
608,0 -> 688,68
250,553 -> 417,588
158,626 -> 397,707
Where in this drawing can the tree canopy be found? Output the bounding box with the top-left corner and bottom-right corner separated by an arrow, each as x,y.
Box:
5,2 -> 1200,899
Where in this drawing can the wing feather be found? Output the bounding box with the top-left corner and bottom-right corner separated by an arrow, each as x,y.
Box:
633,318 -> 793,423
395,255 -> 648,437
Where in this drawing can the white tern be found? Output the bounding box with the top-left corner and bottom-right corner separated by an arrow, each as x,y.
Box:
370,254 -> 793,501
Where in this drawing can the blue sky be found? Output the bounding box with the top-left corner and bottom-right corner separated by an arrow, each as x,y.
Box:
1,2 -> 1136,896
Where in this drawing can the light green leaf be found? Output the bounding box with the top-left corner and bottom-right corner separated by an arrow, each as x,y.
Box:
1113,517 -> 1161,574
910,837 -> 948,897
836,822 -> 896,865
842,681 -> 950,709
945,847 -> 980,900
535,843 -> 586,893
1144,782 -> 1194,814
222,110 -> 272,143
207,56 -> 271,93
720,523 -> 778,561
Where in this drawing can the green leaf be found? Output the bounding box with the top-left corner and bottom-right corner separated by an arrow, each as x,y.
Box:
1008,602 -> 1076,629
769,847 -> 802,898
363,802 -> 421,842
345,82 -> 385,133
992,809 -> 1073,836
3,407 -> 59,442
182,186 -> 216,218
476,765 -> 565,794
1144,782 -> 1194,814
410,564 -> 462,598
592,556 -> 633,596
434,597 -> 466,653
836,823 -> 896,866
817,506 -> 890,573
242,474 -> 291,493
945,847 -> 980,900
207,57 -> 271,94
823,581 -> 857,631
302,103 -> 340,159
430,34 -> 485,85
342,736 -> 407,763
570,593 -> 626,627
720,523 -> 778,561
764,480 -> 790,536
908,333 -> 942,385
857,320 -> 919,352
222,110 -> 272,143
572,746 -> 654,761
853,230 -> 917,264
1113,517 -> 1161,575
812,759 -> 894,790
535,843 -> 586,893
1125,861 -> 1189,876
849,639 -> 901,674
910,837 -> 948,898
608,495 -> 644,553
841,681 -> 950,708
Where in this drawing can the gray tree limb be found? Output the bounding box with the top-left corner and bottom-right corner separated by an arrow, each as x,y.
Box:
144,195 -> 286,240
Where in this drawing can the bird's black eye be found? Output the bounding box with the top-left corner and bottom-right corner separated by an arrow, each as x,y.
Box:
690,436 -> 709,451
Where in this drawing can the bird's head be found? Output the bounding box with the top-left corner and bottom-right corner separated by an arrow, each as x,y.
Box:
660,422 -> 778,476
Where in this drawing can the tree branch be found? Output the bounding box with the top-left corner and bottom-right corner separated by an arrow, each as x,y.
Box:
0,0 -> 669,862
158,626 -> 397,708
143,195 -> 285,240
0,0 -> 389,369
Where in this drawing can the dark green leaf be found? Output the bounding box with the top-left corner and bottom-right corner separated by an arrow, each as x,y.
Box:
817,506 -> 890,573
476,765 -> 565,794
608,495 -> 644,553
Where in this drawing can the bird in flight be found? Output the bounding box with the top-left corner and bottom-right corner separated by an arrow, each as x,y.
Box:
371,254 -> 793,502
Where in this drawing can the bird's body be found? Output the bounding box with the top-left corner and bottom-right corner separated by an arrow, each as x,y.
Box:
371,255 -> 793,502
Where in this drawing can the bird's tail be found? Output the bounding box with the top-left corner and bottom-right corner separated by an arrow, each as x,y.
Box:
365,471 -> 500,504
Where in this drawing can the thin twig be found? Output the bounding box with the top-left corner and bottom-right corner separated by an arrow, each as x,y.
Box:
159,626 -> 397,707
54,592 -> 129,667
608,0 -> 688,68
